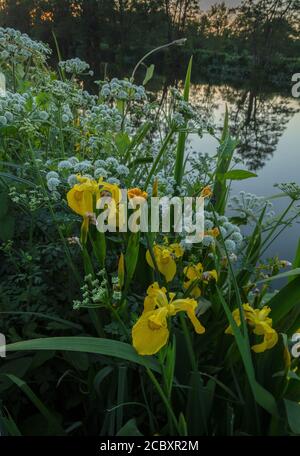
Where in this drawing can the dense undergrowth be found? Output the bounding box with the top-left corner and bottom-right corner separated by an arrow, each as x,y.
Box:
0,28 -> 300,436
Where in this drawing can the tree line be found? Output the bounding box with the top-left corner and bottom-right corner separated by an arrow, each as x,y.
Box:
0,0 -> 299,79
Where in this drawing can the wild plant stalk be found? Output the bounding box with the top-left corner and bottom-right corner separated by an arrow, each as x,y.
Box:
144,129 -> 175,189
260,199 -> 295,255
131,39 -> 187,81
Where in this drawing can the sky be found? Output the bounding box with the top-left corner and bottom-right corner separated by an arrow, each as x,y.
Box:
201,0 -> 242,9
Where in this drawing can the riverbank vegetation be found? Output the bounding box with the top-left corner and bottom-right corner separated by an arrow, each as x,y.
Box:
1,27 -> 300,436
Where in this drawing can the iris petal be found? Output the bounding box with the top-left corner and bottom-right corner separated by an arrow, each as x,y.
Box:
132,310 -> 169,355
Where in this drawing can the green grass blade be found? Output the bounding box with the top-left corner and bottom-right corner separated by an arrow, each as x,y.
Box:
290,238 -> 300,282
0,408 -> 22,436
4,337 -> 160,372
144,129 -> 174,189
174,56 -> 192,187
212,116 -> 238,215
116,365 -> 127,431
0,311 -> 83,331
257,268 -> 300,284
2,374 -> 65,434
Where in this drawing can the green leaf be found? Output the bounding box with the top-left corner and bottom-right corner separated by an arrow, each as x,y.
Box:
5,337 -> 160,372
221,103 -> 229,143
91,231 -> 106,269
0,125 -> 18,137
131,156 -> 153,166
0,172 -> 35,187
236,205 -> 266,288
257,268 -> 300,284
229,216 -> 248,226
186,372 -> 215,435
1,374 -> 64,435
144,129 -> 174,188
267,277 -> 300,326
0,191 -> 8,218
126,122 -> 152,164
222,170 -> 257,181
117,366 -> 127,430
174,56 -> 192,187
0,214 -> 15,241
63,352 -> 89,371
116,418 -> 143,436
212,114 -> 239,215
178,413 -> 188,436
116,99 -> 125,114
291,238 -> 300,282
284,399 -> 300,434
125,233 -> 140,290
115,132 -> 131,155
0,311 -> 83,331
93,366 -> 114,397
0,408 -> 22,436
143,64 -> 155,86
0,357 -> 33,393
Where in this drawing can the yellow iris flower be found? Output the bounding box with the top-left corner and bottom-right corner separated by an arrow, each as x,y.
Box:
205,227 -> 220,238
98,178 -> 125,228
67,175 -> 100,217
67,176 -> 124,241
128,188 -> 148,200
183,264 -> 218,297
132,282 -> 205,355
200,185 -> 213,198
67,176 -> 100,242
225,304 -> 278,353
202,269 -> 218,283
146,243 -> 184,282
169,243 -> 184,258
183,263 -> 203,298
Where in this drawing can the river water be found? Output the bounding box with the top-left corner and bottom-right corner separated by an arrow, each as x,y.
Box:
187,82 -> 300,262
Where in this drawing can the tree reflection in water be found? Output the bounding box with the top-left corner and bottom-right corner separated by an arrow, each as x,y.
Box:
157,79 -> 300,171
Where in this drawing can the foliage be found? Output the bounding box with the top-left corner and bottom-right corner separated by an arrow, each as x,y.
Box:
0,28 -> 300,437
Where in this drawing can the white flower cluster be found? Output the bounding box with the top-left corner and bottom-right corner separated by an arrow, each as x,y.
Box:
173,112 -> 185,127
145,172 -> 187,197
0,81 -> 96,133
59,58 -> 93,76
45,156 -> 131,193
99,78 -> 147,102
78,105 -> 123,152
84,105 -> 122,132
46,171 -> 61,193
228,191 -> 275,226
0,27 -> 51,64
39,78 -> 96,109
203,211 -> 244,254
170,87 -> 200,129
60,104 -> 74,123
9,185 -> 53,211
0,89 -> 75,130
0,91 -> 28,125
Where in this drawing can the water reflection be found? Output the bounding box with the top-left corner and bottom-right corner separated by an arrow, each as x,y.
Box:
187,82 -> 300,170
150,77 -> 300,260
